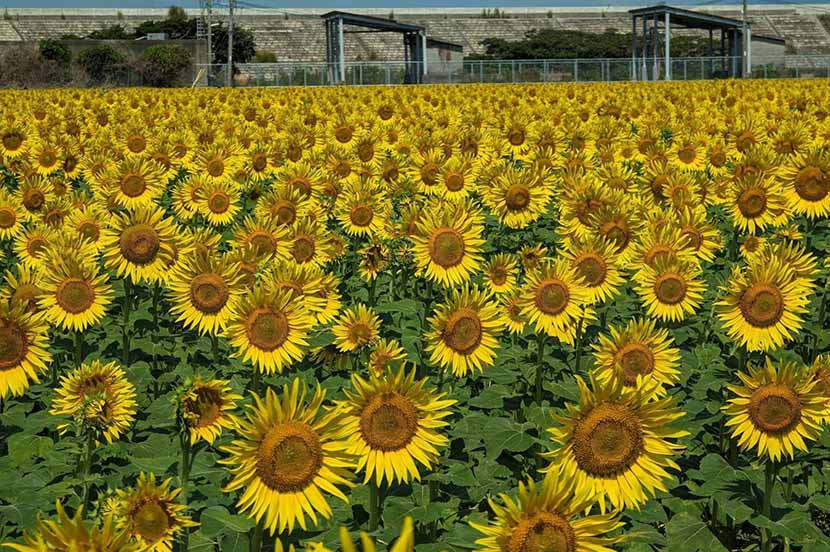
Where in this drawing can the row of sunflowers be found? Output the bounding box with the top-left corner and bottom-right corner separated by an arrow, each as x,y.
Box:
0,80 -> 829,551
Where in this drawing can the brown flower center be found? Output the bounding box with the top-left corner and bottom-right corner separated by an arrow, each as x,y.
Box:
572,403 -> 643,477
55,278 -> 95,314
77,221 -> 100,242
0,320 -> 28,371
598,220 -> 631,253
2,132 -> 22,151
206,158 -> 225,178
680,226 -> 702,251
738,188 -> 767,218
25,236 -> 47,259
739,283 -> 784,328
748,383 -> 801,435
643,244 -> 674,268
535,280 -> 570,315
710,150 -> 726,168
22,189 -> 45,211
133,501 -> 170,543
334,125 -> 353,144
121,174 -> 147,198
0,207 -> 16,229
677,145 -> 697,165
348,322 -> 374,347
615,343 -> 655,386
359,392 -> 419,451
126,134 -> 146,154
507,512 -> 576,552
350,205 -> 374,228
251,153 -> 268,172
207,191 -> 230,214
445,171 -> 465,192
420,163 -> 439,187
187,387 -> 222,428
272,200 -> 297,226
508,128 -> 526,146
490,266 -> 508,286
248,231 -> 276,257
573,253 -> 607,287
653,272 -> 687,305
291,236 -> 316,263
189,273 -> 229,314
794,166 -> 829,202
506,185 -> 531,211
38,150 -> 57,169
119,224 -> 161,265
428,228 -> 465,268
442,307 -> 483,355
256,422 -> 322,492
357,142 -> 374,163
245,307 -> 289,351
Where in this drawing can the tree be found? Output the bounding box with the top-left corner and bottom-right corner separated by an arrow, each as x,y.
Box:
211,24 -> 256,67
134,5 -> 196,39
39,39 -> 71,67
77,45 -> 126,81
139,44 -> 192,86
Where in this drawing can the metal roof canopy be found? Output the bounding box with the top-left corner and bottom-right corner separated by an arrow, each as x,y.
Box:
322,11 -> 426,85
630,4 -> 750,82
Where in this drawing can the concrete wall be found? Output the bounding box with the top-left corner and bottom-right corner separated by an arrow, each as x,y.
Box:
426,45 -> 463,76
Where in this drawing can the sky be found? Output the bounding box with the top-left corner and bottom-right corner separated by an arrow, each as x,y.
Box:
5,0 -> 830,9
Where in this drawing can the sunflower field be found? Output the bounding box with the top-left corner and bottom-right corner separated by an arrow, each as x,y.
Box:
0,80 -> 829,552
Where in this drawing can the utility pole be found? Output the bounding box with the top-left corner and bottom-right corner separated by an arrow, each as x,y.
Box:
742,0 -> 748,77
206,0 -> 212,74
227,0 -> 235,87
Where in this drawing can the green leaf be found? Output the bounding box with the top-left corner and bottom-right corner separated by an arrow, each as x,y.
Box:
200,505 -> 255,536
481,418 -> 536,457
665,511 -> 728,552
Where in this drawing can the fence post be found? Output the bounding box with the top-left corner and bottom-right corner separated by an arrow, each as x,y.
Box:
543,59 -> 548,82
386,66 -> 390,85
480,60 -> 483,83
683,59 -> 687,80
511,60 -> 516,83
796,66 -> 799,79
574,60 -> 578,82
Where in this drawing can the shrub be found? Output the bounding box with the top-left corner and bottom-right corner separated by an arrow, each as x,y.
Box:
39,39 -> 71,67
138,44 -> 191,87
0,47 -> 67,88
77,45 -> 126,82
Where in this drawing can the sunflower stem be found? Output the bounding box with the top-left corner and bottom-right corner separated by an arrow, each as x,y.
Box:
211,333 -> 220,365
534,332 -> 546,405
122,279 -> 132,367
250,520 -> 264,552
251,368 -> 261,396
74,330 -> 83,366
79,431 -> 95,512
761,460 -> 778,552
574,318 -> 584,375
368,276 -> 377,307
178,430 -> 192,552
368,481 -> 381,532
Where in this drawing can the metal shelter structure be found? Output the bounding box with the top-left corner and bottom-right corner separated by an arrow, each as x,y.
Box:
322,11 -> 426,85
630,4 -> 749,81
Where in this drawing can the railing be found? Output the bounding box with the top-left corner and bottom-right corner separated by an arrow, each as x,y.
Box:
193,55 -> 830,88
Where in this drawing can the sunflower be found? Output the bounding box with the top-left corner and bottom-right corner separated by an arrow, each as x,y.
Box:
274,161 -> 324,200
779,147 -> 830,218
219,379 -> 354,535
332,304 -> 381,352
63,204 -> 109,251
268,260 -> 327,318
482,254 -> 519,296
545,375 -> 687,512
728,174 -> 787,234
500,291 -> 526,336
30,138 -> 62,176
470,468 -> 624,552
592,318 -> 680,395
676,205 -> 722,264
338,366 -> 455,485
0,122 -> 29,159
519,259 -> 590,345
716,257 -> 810,352
632,224 -> 699,269
105,157 -> 167,210
226,286 -> 314,374
338,517 -> 415,552
51,360 -> 137,444
411,206 -> 484,287
110,472 -> 198,552
0,303 -> 51,399
17,175 -> 50,220
194,143 -> 242,183
1,264 -> 44,313
483,165 -> 552,230
167,252 -> 243,336
369,338 -> 408,375
100,206 -> 178,285
255,184 -> 320,227
358,241 -> 388,283
230,216 -> 289,264
0,190 -> 23,240
335,180 -> 389,238
178,376 -> 242,445
634,257 -> 705,323
38,253 -> 114,332
669,132 -> 706,170
562,235 -> 624,305
197,179 -> 240,227
588,204 -> 640,265
408,149 -> 445,194
3,501 -> 138,552
425,286 -> 505,377
288,217 -> 336,267
723,358 -> 827,462
437,155 -> 479,199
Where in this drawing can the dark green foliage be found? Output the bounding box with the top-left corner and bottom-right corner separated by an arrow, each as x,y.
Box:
38,39 -> 70,67
138,44 -> 192,87
251,51 -> 278,63
211,24 -> 257,67
77,45 -> 126,81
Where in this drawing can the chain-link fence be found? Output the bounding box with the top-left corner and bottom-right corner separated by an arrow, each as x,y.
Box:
193,55 -> 830,88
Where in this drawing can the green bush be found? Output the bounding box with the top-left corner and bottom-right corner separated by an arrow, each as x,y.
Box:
77,45 -> 126,81
38,39 -> 71,67
139,44 -> 192,87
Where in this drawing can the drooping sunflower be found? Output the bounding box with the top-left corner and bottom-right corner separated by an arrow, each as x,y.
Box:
38,254 -> 114,332
723,358 -> 827,462
545,375 -> 687,512
727,174 -> 788,234
562,235 -> 625,305
482,254 -> 519,296
470,468 -> 624,552
226,286 -> 314,374
592,318 -> 680,395
369,338 -> 408,375
219,379 -> 354,535
519,259 -> 590,345
779,147 -> 830,218
483,165 -> 552,229
338,366 -> 455,485
634,257 -> 705,323
167,252 -> 243,336
716,257 -> 811,352
0,303 -> 51,399
411,206 -> 484,287
358,241 -> 388,283
100,206 -> 178,285
51,360 -> 137,444
425,286 -> 506,377
332,304 -> 381,352
109,472 -> 198,552
1,264 -> 44,313
3,501 -> 138,552
178,376 -> 242,445
104,157 -> 167,210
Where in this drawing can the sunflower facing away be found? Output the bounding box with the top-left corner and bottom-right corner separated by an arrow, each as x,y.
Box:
332,304 -> 381,353
109,472 -> 198,552
51,360 -> 137,444
519,259 -> 591,345
411,206 -> 484,287
470,469 -> 624,552
545,375 -> 687,512
178,376 -> 242,445
716,257 -> 811,352
338,366 -> 455,485
219,379 -> 354,535
592,318 -> 680,395
723,358 -> 827,462
0,302 -> 52,399
226,285 -> 314,374
425,286 -> 506,377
